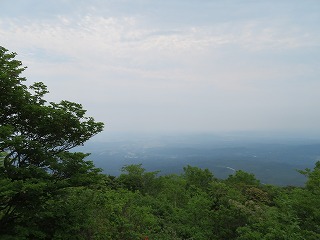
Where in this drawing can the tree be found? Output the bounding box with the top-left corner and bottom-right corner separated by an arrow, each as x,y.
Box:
225,170 -> 260,188
298,161 -> 320,193
118,164 -> 160,195
0,46 -> 104,238
182,165 -> 215,191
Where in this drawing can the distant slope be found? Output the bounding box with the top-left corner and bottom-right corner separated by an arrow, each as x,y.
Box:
78,134 -> 320,186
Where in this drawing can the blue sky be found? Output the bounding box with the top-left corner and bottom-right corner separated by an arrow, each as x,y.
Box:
1,0 -> 320,135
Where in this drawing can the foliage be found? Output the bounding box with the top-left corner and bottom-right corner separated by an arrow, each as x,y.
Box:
0,46 -> 104,238
118,164 -> 160,195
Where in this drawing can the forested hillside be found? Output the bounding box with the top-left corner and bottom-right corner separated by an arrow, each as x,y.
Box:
1,47 -> 319,239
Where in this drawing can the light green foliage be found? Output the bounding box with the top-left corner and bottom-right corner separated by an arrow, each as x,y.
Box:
158,174 -> 188,208
37,187 -> 158,240
226,170 -> 261,187
113,163 -> 320,239
118,164 -> 160,195
0,46 -> 104,238
183,165 -> 215,190
237,202 -> 305,240
299,161 -> 320,193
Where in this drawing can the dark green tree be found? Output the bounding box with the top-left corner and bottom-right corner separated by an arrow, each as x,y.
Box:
0,46 -> 104,238
118,164 -> 160,195
299,161 -> 320,193
225,170 -> 261,188
182,165 -> 215,191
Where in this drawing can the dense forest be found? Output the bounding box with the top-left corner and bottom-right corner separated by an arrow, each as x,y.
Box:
1,46 -> 319,239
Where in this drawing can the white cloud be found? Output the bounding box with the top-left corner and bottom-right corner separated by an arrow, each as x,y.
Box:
1,14 -> 317,60
0,7 -> 319,133
1,14 -> 317,95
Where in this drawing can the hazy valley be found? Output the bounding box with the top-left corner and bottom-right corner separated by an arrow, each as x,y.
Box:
79,132 -> 320,186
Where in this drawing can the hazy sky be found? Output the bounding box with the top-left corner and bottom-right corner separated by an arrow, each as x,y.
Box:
1,0 -> 319,135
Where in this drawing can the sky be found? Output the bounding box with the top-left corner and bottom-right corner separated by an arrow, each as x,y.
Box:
1,0 -> 320,136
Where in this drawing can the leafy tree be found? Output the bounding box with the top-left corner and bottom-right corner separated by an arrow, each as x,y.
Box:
244,187 -> 270,204
118,164 -> 146,191
299,161 -> 320,193
118,164 -> 160,195
182,165 -> 215,191
177,191 -> 212,239
206,181 -> 247,239
290,190 -> 320,238
236,206 -> 304,240
225,170 -> 261,188
158,174 -> 188,209
0,46 -> 104,238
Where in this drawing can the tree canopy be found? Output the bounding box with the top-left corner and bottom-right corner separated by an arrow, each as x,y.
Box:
0,46 -> 104,238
